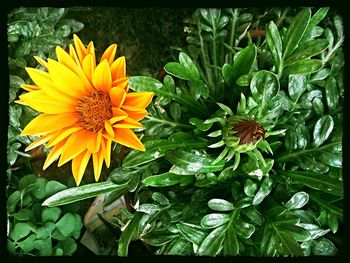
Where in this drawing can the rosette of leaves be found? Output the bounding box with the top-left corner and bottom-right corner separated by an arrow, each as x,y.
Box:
43,7 -> 343,256
7,174 -> 83,256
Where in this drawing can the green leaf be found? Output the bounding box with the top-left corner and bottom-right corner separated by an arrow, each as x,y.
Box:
313,115 -> 334,147
278,223 -> 310,242
13,208 -> 32,221
288,74 -> 306,102
198,224 -> 226,256
284,39 -> 328,66
41,207 -> 61,222
179,52 -> 200,80
55,213 -> 76,237
250,70 -> 279,104
60,237 -> 77,255
7,190 -> 21,213
312,237 -> 337,255
280,170 -> 343,197
283,8 -> 311,58
223,223 -> 239,255
243,179 -> 258,197
284,192 -> 309,210
152,192 -> 170,206
284,59 -> 323,75
266,21 -> 282,68
274,230 -> 304,256
165,150 -> 225,173
35,222 -> 56,239
235,219 -> 255,239
33,238 -> 52,256
189,117 -> 213,131
142,231 -> 177,246
142,172 -> 193,187
123,134 -> 207,168
164,62 -> 194,81
325,76 -> 339,112
137,204 -> 160,214
176,223 -> 208,246
163,238 -> 192,255
201,213 -> 230,229
222,44 -> 256,85
252,177 -> 273,205
9,222 -> 33,241
18,233 -> 36,253
43,181 -> 128,207
55,24 -> 71,38
208,199 -> 234,212
31,177 -> 48,200
45,180 -> 67,197
242,206 -> 264,225
118,212 -> 143,256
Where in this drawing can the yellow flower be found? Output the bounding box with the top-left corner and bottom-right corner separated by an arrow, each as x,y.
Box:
17,35 -> 154,185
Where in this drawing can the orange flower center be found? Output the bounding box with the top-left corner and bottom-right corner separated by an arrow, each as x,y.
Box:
76,91 -> 113,132
233,120 -> 265,144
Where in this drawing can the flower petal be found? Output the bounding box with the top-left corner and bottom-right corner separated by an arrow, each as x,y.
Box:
47,126 -> 83,148
113,128 -> 145,151
100,44 -> 117,65
104,120 -> 114,138
34,56 -> 48,68
92,60 -> 112,93
43,139 -> 66,170
47,59 -> 87,98
123,92 -> 154,109
112,77 -> 128,90
58,129 -> 90,166
73,34 -> 87,63
109,86 -> 126,108
20,84 -> 40,92
25,135 -> 51,151
104,139 -> 112,168
82,54 -> 94,83
86,129 -> 102,154
120,106 -> 148,121
113,117 -> 143,129
21,113 -> 80,136
110,56 -> 126,80
92,151 -> 104,181
19,91 -> 76,114
86,41 -> 96,69
72,150 -> 91,186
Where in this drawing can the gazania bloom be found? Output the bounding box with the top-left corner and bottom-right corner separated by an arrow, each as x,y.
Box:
17,34 -> 154,185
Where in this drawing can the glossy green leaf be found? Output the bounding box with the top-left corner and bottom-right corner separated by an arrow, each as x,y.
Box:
208,199 -> 234,212
142,231 -> 177,246
235,219 -> 255,239
222,44 -> 256,84
179,52 -> 200,79
266,21 -> 282,67
253,177 -> 273,205
284,39 -> 328,66
244,179 -> 258,197
280,170 -> 343,197
274,230 -> 304,256
312,97 -> 324,115
118,212 -> 143,256
250,70 -> 279,104
284,59 -> 323,75
283,8 -> 311,58
137,204 -> 160,214
151,192 -> 170,206
9,222 -> 33,241
42,181 -> 128,207
279,223 -> 310,242
164,62 -> 195,81
242,206 -> 264,225
129,76 -> 164,93
163,238 -> 192,255
288,74 -> 306,101
313,115 -> 334,147
13,208 -> 32,221
198,224 -> 226,256
312,237 -> 337,255
45,181 -> 67,197
177,223 -> 208,245
165,150 -> 225,173
284,192 -> 309,210
325,76 -> 339,112
142,172 -> 193,187
223,223 -> 239,256
201,213 -> 230,229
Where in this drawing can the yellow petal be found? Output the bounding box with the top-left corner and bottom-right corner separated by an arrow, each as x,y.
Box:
25,135 -> 51,151
109,86 -> 126,108
19,91 -> 76,114
20,84 -> 40,92
104,139 -> 112,168
121,106 -> 148,121
21,113 -> 80,136
86,129 -> 102,154
47,59 -> 87,98
72,150 -> 91,186
56,46 -> 94,92
25,67 -> 77,104
82,54 -> 94,83
46,126 -> 83,148
43,139 -> 66,170
92,60 -> 112,93
69,44 -> 81,66
73,34 -> 87,63
113,128 -> 145,151
110,56 -> 126,80
86,41 -> 96,69
100,44 -> 117,65
104,120 -> 114,138
112,77 -> 128,90
34,56 -> 48,68
58,129 -> 89,166
124,92 -> 154,109
92,151 -> 104,181
113,117 -> 143,129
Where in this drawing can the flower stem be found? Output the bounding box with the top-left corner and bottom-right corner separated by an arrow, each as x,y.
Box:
145,116 -> 192,129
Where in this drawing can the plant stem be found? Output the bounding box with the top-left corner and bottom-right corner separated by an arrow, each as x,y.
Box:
145,116 -> 192,129
229,9 -> 239,64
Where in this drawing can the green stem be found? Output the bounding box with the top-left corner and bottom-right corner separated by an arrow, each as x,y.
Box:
211,16 -> 218,81
229,9 -> 239,64
145,116 -> 192,129
276,141 -> 340,162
